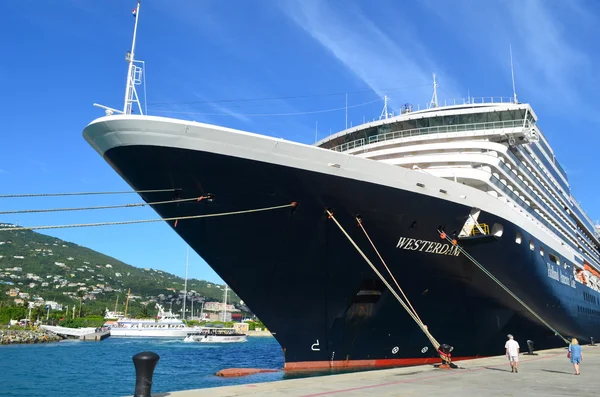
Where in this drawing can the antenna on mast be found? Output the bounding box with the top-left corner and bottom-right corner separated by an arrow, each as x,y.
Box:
379,95 -> 390,120
345,93 -> 348,129
123,1 -> 145,115
510,44 -> 518,104
430,73 -> 438,108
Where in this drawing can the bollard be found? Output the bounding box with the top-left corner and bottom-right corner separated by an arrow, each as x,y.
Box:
525,339 -> 537,355
436,344 -> 457,369
591,337 -> 596,346
133,351 -> 160,397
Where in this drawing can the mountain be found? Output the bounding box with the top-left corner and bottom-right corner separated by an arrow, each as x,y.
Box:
0,223 -> 245,317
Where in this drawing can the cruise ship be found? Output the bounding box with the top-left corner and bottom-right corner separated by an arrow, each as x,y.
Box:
83,3 -> 600,369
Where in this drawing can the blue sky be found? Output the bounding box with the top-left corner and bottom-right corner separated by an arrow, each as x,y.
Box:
0,0 -> 599,283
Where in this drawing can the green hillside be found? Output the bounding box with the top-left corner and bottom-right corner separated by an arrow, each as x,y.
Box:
0,224 -> 245,318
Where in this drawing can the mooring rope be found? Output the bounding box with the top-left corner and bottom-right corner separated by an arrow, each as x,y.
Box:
357,217 -> 423,324
440,232 -> 570,345
327,210 -> 441,351
0,196 -> 205,215
0,203 -> 296,232
0,188 -> 178,199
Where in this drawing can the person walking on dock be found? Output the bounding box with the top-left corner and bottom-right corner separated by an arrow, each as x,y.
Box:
568,338 -> 583,375
505,334 -> 520,373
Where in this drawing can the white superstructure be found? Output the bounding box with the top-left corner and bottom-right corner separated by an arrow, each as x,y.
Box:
316,91 -> 600,289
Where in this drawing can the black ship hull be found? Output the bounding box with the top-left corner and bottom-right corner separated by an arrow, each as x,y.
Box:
99,142 -> 599,370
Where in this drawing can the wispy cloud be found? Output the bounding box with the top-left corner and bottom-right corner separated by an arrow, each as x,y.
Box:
189,91 -> 252,124
505,0 -> 592,106
149,81 -> 252,125
423,0 -> 595,117
278,1 -> 462,106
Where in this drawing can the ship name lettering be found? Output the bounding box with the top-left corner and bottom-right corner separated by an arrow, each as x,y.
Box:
559,273 -> 571,287
396,237 -> 460,257
547,264 -> 559,281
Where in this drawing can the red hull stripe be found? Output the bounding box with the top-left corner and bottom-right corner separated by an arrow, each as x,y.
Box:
283,356 -> 481,370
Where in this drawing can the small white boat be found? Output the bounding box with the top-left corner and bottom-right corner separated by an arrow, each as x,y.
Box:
183,327 -> 247,343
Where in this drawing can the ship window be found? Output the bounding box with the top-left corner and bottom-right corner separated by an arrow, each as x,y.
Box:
549,253 -> 560,265
488,111 -> 500,122
429,117 -> 443,127
540,247 -> 545,257
492,223 -> 504,237
515,232 -> 522,244
529,240 -> 535,251
459,113 -> 474,125
473,113 -> 487,123
416,118 -> 429,128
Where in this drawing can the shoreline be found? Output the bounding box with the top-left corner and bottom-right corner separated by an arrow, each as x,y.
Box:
0,329 -> 63,345
246,330 -> 273,337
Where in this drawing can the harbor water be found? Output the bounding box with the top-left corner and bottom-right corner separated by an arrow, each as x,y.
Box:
0,336 -> 284,397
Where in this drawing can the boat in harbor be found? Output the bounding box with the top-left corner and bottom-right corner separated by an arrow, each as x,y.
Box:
107,304 -> 195,338
83,2 -> 600,370
183,326 -> 248,343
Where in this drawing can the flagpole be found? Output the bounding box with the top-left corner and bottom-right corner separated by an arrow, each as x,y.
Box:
123,1 -> 141,114
183,247 -> 189,321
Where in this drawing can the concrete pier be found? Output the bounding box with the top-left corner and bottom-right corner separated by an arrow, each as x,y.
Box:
151,345 -> 599,397
40,325 -> 110,341
80,329 -> 110,341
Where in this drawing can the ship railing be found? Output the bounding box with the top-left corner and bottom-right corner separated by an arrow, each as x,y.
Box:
332,138 -> 365,153
502,148 -> 574,229
572,198 -> 599,236
493,173 -> 600,265
488,176 -> 579,252
404,96 -> 517,112
577,229 -> 599,253
331,119 -> 524,152
470,223 -> 490,236
494,158 -> 575,237
470,155 -> 577,245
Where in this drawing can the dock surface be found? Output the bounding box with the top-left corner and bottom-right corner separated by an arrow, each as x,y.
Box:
152,345 -> 599,397
41,325 -> 110,341
79,329 -> 110,341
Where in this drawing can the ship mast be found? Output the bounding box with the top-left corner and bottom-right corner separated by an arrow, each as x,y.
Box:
93,2 -> 146,116
182,247 -> 189,320
124,288 -> 131,318
510,44 -> 518,104
123,1 -> 144,115
222,285 -> 228,322
379,95 -> 390,120
430,73 -> 438,108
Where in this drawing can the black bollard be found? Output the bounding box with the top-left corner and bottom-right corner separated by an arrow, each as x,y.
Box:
436,344 -> 458,369
591,337 -> 596,346
525,339 -> 537,355
133,351 -> 160,397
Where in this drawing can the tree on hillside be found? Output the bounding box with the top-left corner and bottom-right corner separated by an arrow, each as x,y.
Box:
137,303 -> 149,318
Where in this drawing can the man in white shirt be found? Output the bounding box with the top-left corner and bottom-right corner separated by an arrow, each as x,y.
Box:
505,334 -> 520,373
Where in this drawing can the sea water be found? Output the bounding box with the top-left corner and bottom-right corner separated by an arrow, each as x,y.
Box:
0,336 -> 284,397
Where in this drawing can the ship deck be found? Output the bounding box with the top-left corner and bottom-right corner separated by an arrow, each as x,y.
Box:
147,345 -> 599,397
